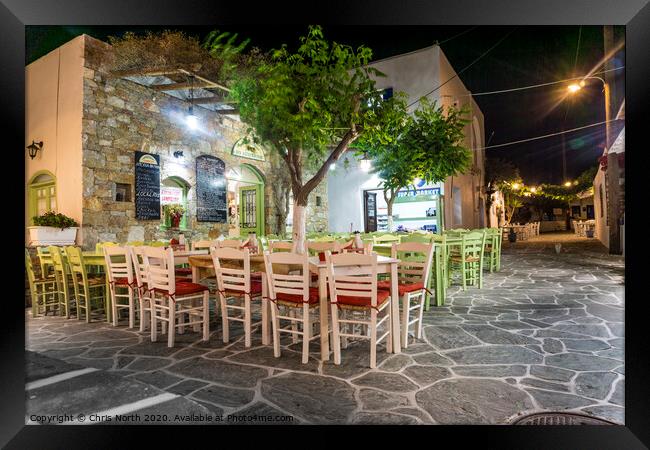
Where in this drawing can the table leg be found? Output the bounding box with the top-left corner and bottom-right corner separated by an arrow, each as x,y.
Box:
105,278 -> 112,323
390,262 -> 401,354
318,267 -> 330,361
261,273 -> 270,346
192,265 -> 199,284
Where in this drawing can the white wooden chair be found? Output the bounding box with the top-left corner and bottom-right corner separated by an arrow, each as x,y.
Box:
210,246 -> 263,347
268,241 -> 293,253
378,242 -> 434,348
143,246 -> 210,347
218,239 -> 246,249
103,245 -> 137,329
325,251 -> 392,369
340,239 -> 374,255
263,251 -> 321,363
192,239 -> 220,251
128,245 -> 153,333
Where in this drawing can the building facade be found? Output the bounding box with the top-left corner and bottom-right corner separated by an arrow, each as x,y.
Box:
25,35 -> 328,249
328,45 -> 486,232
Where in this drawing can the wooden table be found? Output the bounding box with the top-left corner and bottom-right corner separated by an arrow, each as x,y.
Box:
188,253 -> 403,359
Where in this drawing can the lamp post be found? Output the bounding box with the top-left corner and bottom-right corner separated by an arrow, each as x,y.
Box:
567,75 -> 611,149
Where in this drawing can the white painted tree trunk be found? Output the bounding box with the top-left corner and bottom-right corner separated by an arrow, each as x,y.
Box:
386,216 -> 394,232
291,202 -> 307,254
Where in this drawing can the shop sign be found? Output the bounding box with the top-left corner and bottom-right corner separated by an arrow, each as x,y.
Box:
232,138 -> 265,161
396,187 -> 441,198
160,186 -> 183,205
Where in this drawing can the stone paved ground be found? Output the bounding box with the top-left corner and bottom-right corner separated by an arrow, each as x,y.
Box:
25,233 -> 624,425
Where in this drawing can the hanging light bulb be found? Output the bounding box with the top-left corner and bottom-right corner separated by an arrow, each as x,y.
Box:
359,152 -> 372,172
329,163 -> 336,171
185,75 -> 199,130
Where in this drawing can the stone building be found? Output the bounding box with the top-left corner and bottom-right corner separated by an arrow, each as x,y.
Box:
25,35 -> 328,249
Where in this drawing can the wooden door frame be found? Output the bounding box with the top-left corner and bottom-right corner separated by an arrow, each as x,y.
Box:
363,190 -> 377,233
236,164 -> 265,236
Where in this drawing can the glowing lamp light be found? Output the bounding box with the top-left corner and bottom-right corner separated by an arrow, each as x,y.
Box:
573,180 -> 579,186
359,153 -> 372,172
329,163 -> 336,171
567,83 -> 582,93
511,182 -> 520,190
564,181 -> 572,187
530,187 -> 537,193
186,108 -> 199,130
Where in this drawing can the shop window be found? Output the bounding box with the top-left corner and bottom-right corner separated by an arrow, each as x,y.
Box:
161,176 -> 190,230
28,171 -> 56,223
114,183 -> 132,202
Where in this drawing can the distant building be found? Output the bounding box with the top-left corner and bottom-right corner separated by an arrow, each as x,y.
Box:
327,45 -> 486,233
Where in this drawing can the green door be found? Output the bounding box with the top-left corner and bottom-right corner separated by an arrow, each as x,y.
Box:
239,185 -> 264,236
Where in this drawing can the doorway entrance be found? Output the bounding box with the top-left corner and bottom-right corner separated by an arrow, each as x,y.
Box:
364,191 -> 377,232
226,164 -> 265,237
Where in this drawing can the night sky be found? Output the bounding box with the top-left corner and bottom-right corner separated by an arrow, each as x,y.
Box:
26,25 -> 625,185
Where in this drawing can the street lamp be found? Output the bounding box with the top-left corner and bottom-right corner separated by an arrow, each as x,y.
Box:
359,153 -> 372,172
567,75 -> 611,148
564,181 -> 572,187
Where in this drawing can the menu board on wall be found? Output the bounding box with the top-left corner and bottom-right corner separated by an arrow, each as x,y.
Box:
134,151 -> 161,220
196,155 -> 227,222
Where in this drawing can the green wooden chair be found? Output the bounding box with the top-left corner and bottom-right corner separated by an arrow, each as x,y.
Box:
372,234 -> 401,245
148,241 -> 169,247
95,241 -> 118,253
126,241 -> 145,246
65,246 -> 107,323
426,234 -> 448,309
483,228 -> 502,272
448,230 -> 487,290
48,246 -> 75,318
25,249 -> 58,317
36,246 -> 54,279
400,233 -> 434,243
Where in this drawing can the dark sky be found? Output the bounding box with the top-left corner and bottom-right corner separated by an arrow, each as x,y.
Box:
26,25 -> 625,185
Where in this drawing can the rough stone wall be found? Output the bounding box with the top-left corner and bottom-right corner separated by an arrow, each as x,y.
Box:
80,36 -> 327,249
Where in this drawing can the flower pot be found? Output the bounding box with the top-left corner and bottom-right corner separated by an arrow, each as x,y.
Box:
28,226 -> 78,246
171,216 -> 181,228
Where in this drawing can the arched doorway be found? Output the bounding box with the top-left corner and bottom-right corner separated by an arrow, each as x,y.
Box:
226,164 -> 265,237
161,176 -> 191,230
28,171 -> 57,223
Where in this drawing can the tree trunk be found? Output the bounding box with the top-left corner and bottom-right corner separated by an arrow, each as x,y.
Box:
291,200 -> 307,254
384,188 -> 396,232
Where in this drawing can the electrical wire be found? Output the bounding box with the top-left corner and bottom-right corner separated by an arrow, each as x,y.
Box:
437,26 -> 477,46
481,118 -> 622,151
407,27 -> 518,109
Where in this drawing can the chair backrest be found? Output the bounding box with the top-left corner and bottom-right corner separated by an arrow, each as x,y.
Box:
103,245 -> 134,285
142,246 -> 175,294
192,239 -> 219,251
391,242 -> 434,288
339,239 -> 373,255
310,235 -> 336,242
372,234 -> 401,245
25,249 -> 38,286
36,246 -> 52,276
218,239 -> 245,249
126,241 -> 144,246
400,233 -> 433,244
48,245 -> 69,275
305,240 -> 340,256
269,241 -> 293,253
325,251 -> 379,308
148,241 -> 169,247
210,246 -> 252,297
96,241 -> 118,253
128,245 -> 149,290
263,251 -> 310,302
460,231 -> 487,258
65,246 -> 89,283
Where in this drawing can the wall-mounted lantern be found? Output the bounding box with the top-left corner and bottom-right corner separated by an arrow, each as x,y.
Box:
173,150 -> 184,159
26,140 -> 43,159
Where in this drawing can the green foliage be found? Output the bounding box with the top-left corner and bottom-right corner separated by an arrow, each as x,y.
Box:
354,98 -> 471,203
485,157 -> 520,188
32,211 -> 78,229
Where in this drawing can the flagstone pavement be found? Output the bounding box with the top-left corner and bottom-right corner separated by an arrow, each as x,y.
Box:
25,234 -> 624,425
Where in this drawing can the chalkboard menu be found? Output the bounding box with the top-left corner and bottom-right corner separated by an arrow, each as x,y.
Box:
196,155 -> 227,222
135,151 -> 161,220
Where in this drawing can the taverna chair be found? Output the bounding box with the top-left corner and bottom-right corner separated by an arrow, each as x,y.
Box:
25,249 -> 58,317
372,234 -> 401,246
218,239 -> 246,249
268,241 -> 293,253
210,246 -> 263,347
325,251 -> 392,369
128,245 -> 153,333
143,246 -> 210,347
378,242 -> 434,348
65,246 -> 107,322
449,230 -> 487,290
103,245 -> 137,329
305,240 -> 341,256
483,228 -> 502,273
263,251 -> 321,363
48,246 -> 74,318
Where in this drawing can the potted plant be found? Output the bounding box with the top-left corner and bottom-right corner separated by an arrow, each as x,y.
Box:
28,211 -> 79,246
165,203 -> 186,229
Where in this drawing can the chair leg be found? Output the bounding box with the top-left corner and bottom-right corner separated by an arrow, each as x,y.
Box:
167,299 -> 175,348
369,308 -> 378,369
202,292 -> 210,341
220,294 -> 229,343
244,296 -> 252,348
330,303 -> 342,365
270,302 -> 281,358
301,304 -> 310,364
151,298 -> 158,342
290,309 -> 299,344
111,288 -> 118,327
400,294 -> 409,348
139,297 -> 147,332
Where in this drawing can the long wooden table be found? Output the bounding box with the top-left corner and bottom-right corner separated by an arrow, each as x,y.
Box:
188,253 -> 403,360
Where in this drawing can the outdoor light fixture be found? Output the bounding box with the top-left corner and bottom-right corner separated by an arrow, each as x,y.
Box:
530,186 -> 537,193
173,151 -> 184,158
26,140 -> 43,159
567,80 -> 587,93
329,163 -> 336,171
359,153 -> 372,172
511,182 -> 520,190
185,75 -> 199,130
564,181 -> 572,187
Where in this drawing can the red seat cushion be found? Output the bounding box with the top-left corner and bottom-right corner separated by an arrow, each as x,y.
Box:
251,271 -> 263,280
377,280 -> 425,296
337,289 -> 390,308
175,267 -> 193,275
154,282 -> 208,297
113,277 -> 134,286
221,280 -> 262,297
276,286 -> 321,305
